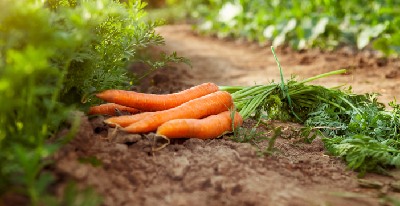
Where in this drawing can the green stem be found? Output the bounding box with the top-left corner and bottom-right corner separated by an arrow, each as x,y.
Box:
298,69 -> 347,85
271,46 -> 301,121
271,46 -> 286,94
218,86 -> 245,93
232,85 -> 271,99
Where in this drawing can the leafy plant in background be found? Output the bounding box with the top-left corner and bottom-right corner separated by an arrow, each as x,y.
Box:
0,0 -> 185,205
187,0 -> 400,56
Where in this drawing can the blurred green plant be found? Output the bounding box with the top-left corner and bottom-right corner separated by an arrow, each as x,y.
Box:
187,0 -> 400,56
42,181 -> 103,206
0,0 -> 186,205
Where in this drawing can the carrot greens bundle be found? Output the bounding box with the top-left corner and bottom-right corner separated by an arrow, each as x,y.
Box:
220,47 -> 400,175
220,69 -> 352,121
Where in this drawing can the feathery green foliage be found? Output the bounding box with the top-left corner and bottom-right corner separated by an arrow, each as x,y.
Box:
0,0 -> 186,204
220,47 -> 400,175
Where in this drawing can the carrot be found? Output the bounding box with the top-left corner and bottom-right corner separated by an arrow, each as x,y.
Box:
156,111 -> 243,139
122,91 -> 233,133
104,112 -> 154,127
95,82 -> 219,111
88,103 -> 140,116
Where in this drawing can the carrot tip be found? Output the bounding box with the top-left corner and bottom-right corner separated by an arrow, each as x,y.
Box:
95,90 -> 114,99
104,120 -> 117,127
120,127 -> 128,131
95,92 -> 105,99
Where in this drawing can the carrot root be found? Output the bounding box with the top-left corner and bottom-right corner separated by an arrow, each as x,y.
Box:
156,111 -> 243,139
122,91 -> 234,134
152,134 -> 170,152
95,82 -> 219,111
104,112 -> 154,127
88,103 -> 140,116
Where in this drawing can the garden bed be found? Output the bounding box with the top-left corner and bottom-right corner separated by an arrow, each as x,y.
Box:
49,25 -> 400,206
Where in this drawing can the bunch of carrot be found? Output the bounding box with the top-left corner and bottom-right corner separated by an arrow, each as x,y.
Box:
89,83 -> 243,139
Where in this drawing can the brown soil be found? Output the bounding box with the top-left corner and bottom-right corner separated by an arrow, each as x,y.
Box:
52,24 -> 400,206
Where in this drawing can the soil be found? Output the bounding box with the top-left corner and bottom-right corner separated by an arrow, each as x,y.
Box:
52,24 -> 400,206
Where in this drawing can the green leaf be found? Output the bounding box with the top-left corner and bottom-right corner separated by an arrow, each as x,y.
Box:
273,18 -> 297,47
357,23 -> 387,49
310,17 -> 329,40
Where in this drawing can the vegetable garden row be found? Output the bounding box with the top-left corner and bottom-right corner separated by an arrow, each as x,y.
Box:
1,0 -> 399,205
188,0 -> 399,56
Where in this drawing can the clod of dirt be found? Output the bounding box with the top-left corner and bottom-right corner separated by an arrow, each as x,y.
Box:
113,132 -> 142,145
299,55 -> 316,65
114,143 -> 128,152
152,73 -> 170,85
165,156 -> 190,180
90,115 -> 106,128
390,181 -> 400,192
376,57 -> 388,67
385,70 -> 399,79
358,179 -> 384,189
90,116 -> 109,136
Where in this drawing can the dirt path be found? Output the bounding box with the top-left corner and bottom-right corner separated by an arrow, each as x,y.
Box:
157,25 -> 400,105
52,24 -> 400,206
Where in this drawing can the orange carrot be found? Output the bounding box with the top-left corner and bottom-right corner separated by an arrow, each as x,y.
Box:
88,103 -> 140,116
122,91 -> 233,134
95,82 -> 219,111
156,111 -> 243,139
104,112 -> 154,127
